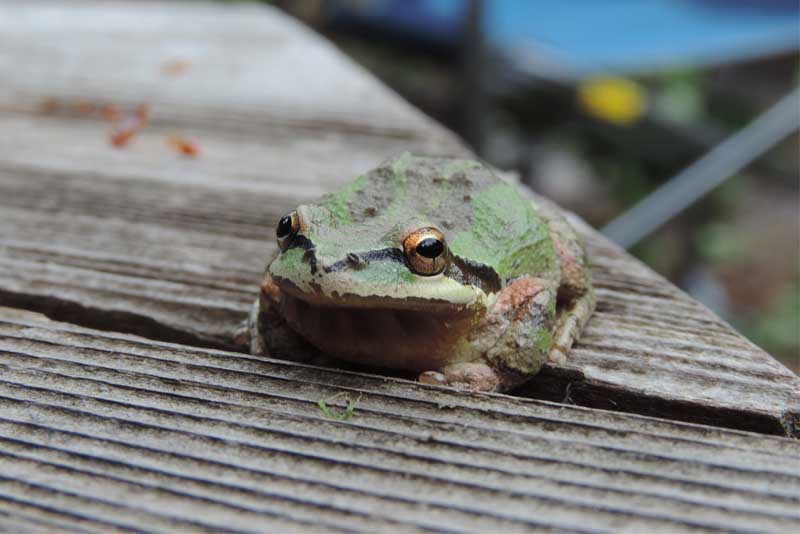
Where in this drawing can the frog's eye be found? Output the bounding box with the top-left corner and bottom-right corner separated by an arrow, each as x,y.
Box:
276,210 -> 300,251
403,227 -> 448,276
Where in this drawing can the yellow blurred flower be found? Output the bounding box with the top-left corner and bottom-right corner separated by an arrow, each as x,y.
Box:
577,76 -> 648,125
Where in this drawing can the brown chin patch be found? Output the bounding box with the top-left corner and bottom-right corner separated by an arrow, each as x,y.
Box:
278,292 -> 480,372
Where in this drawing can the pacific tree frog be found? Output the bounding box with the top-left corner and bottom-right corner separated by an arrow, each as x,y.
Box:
240,153 -> 594,392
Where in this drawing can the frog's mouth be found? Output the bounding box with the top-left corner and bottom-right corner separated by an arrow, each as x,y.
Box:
274,281 -> 486,371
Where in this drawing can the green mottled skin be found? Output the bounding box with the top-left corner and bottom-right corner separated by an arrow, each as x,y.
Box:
270,153 -> 559,302
254,153 -> 593,391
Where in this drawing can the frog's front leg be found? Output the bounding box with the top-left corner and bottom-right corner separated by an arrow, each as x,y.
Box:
419,277 -> 554,392
242,274 -> 324,363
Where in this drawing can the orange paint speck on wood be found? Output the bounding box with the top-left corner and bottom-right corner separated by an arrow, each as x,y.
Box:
102,105 -> 120,122
109,104 -> 150,148
162,59 -> 192,76
166,135 -> 201,157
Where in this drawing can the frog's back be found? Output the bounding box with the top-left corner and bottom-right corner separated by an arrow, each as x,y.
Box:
340,153 -> 558,283
330,153 -> 498,229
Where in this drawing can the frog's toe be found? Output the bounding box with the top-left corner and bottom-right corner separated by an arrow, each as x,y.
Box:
547,345 -> 568,365
232,319 -> 251,349
418,370 -> 448,386
418,362 -> 500,392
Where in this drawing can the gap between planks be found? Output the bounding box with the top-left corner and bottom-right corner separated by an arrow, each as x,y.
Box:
0,308 -> 799,532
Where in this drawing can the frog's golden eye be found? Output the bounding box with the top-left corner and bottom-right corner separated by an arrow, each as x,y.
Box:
276,210 -> 300,251
403,227 -> 448,276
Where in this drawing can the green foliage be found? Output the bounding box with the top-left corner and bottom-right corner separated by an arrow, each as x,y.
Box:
695,223 -> 745,265
743,278 -> 800,371
317,393 -> 362,421
652,69 -> 706,125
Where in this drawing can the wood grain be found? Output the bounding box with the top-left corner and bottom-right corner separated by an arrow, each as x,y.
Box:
1,307 -> 799,533
0,0 -> 458,141
0,0 -> 797,439
1,144 -> 796,436
5,1 -> 800,529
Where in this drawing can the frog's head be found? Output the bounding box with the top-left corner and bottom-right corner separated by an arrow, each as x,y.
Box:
270,205 -> 500,310
264,153 -> 554,369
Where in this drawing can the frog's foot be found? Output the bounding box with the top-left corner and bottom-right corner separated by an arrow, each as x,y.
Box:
418,362 -> 500,392
232,317 -> 251,350
548,289 -> 595,365
249,276 -> 325,363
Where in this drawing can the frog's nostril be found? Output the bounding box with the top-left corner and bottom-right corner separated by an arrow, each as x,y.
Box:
345,252 -> 369,269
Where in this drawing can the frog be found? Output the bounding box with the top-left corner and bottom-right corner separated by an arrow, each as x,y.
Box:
239,152 -> 594,392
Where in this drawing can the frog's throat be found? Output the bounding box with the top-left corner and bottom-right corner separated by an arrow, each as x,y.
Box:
275,285 -> 493,371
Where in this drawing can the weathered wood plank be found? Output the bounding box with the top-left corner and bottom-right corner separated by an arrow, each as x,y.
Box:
1,307 -> 799,532
522,219 -> 800,436
0,0 -> 458,141
0,0 -> 797,438
4,1 -> 799,530
1,145 -> 796,436
0,110 -> 461,346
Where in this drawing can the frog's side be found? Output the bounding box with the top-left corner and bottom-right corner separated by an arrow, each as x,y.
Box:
239,153 -> 594,392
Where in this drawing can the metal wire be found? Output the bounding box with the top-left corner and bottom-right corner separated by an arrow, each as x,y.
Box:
601,88 -> 799,249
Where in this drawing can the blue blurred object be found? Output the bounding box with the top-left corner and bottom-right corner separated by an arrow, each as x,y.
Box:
325,0 -> 464,46
326,0 -> 799,79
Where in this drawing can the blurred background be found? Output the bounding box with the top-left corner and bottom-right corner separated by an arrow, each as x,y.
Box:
267,0 -> 800,370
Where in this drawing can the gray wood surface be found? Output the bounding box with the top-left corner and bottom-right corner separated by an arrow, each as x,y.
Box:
1,1 -> 800,530
1,306 -> 800,533
0,0 -> 797,439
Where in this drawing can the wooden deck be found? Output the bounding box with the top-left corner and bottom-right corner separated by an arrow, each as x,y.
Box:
0,1 -> 799,531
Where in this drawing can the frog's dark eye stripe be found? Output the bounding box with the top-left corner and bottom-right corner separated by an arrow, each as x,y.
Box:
276,210 -> 300,251
403,227 -> 448,276
324,247 -> 405,273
